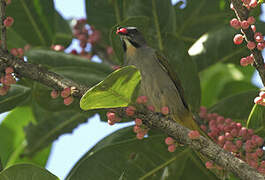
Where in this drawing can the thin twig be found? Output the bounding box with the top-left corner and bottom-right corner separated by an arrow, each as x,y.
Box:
0,0 -> 7,51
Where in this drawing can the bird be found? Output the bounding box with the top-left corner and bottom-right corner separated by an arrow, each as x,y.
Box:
116,26 -> 200,131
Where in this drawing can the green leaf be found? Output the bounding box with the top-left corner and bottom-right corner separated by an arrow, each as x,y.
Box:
26,49 -> 112,73
163,33 -> 201,112
0,107 -> 50,168
66,127 -> 217,180
189,26 -> 248,71
80,66 -> 141,110
0,85 -> 31,114
247,104 -> 265,136
5,0 -> 71,48
200,63 -> 255,107
110,16 -> 150,64
209,90 -> 258,121
23,103 -> 90,155
0,164 -> 58,180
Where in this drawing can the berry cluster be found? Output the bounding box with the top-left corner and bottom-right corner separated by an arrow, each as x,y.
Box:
50,87 -> 74,106
254,91 -> 265,106
199,106 -> 265,173
0,67 -> 16,95
165,137 -> 176,152
230,1 -> 264,67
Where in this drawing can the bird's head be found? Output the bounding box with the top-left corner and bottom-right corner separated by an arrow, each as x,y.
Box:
116,27 -> 146,52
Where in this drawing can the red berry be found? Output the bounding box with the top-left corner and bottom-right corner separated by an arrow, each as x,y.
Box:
4,16 -> 14,27
168,144 -> 176,152
50,90 -> 59,99
126,106 -> 136,116
230,18 -> 241,29
10,48 -> 18,56
200,125 -> 207,132
70,49 -> 78,55
236,140 -> 243,148
256,148 -> 263,157
134,118 -> 142,126
17,48 -> 24,57
241,20 -> 249,29
161,106 -> 169,115
205,161 -> 214,169
188,130 -> 200,139
240,57 -> 248,66
165,137 -> 175,145
61,87 -> 71,98
5,67 -> 14,74
233,34 -> 244,45
218,135 -> 225,145
247,41 -> 256,50
64,96 -> 74,106
247,16 -> 256,25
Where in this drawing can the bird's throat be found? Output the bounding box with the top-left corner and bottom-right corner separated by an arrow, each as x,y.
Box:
123,39 -> 137,56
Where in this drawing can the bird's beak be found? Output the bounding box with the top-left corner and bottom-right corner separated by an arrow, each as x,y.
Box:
116,27 -> 128,35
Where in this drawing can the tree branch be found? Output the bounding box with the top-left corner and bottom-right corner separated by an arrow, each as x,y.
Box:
0,0 -> 7,51
231,0 -> 265,86
0,48 -> 263,179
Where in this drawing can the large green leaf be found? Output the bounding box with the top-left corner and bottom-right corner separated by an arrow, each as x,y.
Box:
23,103 -> 90,155
209,90 -> 258,122
247,104 -> 265,136
0,164 -> 58,180
0,107 -> 51,168
0,85 -> 31,114
200,63 -> 255,107
162,33 -> 201,112
80,66 -> 141,110
25,49 -> 112,74
66,127 -> 217,180
6,0 -> 71,48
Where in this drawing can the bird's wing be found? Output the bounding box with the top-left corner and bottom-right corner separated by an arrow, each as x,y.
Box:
154,51 -> 189,110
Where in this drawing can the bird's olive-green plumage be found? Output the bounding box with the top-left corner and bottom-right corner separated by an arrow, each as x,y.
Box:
117,27 -> 199,130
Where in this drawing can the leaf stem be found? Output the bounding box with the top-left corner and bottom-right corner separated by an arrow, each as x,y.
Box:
113,0 -> 121,23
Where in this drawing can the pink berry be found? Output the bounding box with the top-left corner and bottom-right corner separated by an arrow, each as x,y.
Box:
161,106 -> 169,115
165,137 -> 175,145
256,148 -> 263,157
247,16 -> 256,25
136,96 -> 148,104
108,119 -> 115,126
225,132 -> 233,140
254,32 -> 264,43
236,140 -> 243,148
107,112 -> 116,121
240,57 -> 248,66
251,25 -> 256,32
64,96 -> 74,106
4,16 -> 14,27
5,0 -> 11,5
230,18 -> 241,29
200,125 -> 207,132
205,161 -> 214,169
241,20 -> 249,29
133,125 -> 141,133
147,105 -> 155,112
254,96 -> 263,104
218,135 -> 225,145
247,41 -> 256,50
257,42 -> 265,50
136,132 -> 145,140
242,0 -> 251,5
50,90 -> 59,99
231,128 -> 238,137
106,46 -> 113,55
134,118 -> 142,126
126,106 -> 136,116
168,144 -> 176,152
10,48 -> 18,56
246,55 -> 254,64
5,67 -> 14,74
233,34 -> 244,45
259,91 -> 265,98
61,87 -> 71,98
188,130 -> 200,139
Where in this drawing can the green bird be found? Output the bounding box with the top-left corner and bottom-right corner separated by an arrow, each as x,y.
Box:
116,27 -> 200,131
